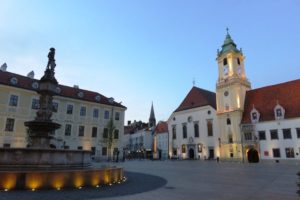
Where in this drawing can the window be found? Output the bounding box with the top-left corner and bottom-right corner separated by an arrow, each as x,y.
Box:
104,110 -> 109,119
272,148 -> 281,158
182,144 -> 186,153
297,128 -> 300,138
207,120 -> 213,136
77,146 -> 83,150
113,148 -> 118,154
80,106 -> 86,116
276,108 -> 282,117
115,112 -> 120,120
194,123 -> 199,138
244,132 -> 252,140
258,131 -> 266,140
270,130 -> 278,140
102,147 -> 107,156
64,146 -> 70,149
228,134 -> 233,143
252,112 -> 257,120
31,99 -> 39,109
66,104 -> 73,114
114,129 -> 119,139
237,58 -> 240,65
226,118 -> 231,125
65,124 -> 71,136
172,126 -> 176,139
283,129 -> 292,139
52,102 -> 58,112
92,127 -> 97,137
91,147 -> 96,155
223,58 -> 228,65
103,128 -> 108,139
9,95 -> 18,106
182,124 -> 187,139
93,108 -> 99,118
3,143 -> 10,148
5,118 -> 15,132
78,126 -> 84,137
285,148 -> 295,158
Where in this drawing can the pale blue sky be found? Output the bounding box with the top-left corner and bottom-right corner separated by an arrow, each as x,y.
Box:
0,0 -> 300,123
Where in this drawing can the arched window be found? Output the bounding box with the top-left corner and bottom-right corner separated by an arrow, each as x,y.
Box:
182,124 -> 187,139
194,123 -> 199,137
226,118 -> 231,125
172,126 -> 176,139
223,58 -> 228,66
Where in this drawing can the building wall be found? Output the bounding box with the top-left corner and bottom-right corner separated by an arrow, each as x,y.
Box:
253,118 -> 300,161
0,84 -> 125,160
156,132 -> 168,160
168,105 -> 220,160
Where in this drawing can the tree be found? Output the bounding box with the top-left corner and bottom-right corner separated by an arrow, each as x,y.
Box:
103,117 -> 116,161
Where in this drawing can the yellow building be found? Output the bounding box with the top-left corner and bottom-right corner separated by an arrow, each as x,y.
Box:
0,67 -> 126,160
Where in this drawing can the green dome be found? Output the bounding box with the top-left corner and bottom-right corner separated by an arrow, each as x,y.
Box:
218,30 -> 241,56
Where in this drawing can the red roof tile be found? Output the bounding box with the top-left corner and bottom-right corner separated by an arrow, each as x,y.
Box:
174,86 -> 216,112
242,79 -> 300,123
0,70 -> 126,109
155,121 -> 168,134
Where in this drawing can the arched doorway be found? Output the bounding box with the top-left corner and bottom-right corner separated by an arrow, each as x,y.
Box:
189,148 -> 195,159
247,148 -> 259,163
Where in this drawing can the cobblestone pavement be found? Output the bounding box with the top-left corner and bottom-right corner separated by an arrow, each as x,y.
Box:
1,160 -> 299,200
106,160 -> 300,200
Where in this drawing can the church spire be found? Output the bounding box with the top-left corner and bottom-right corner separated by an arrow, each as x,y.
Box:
149,102 -> 156,128
218,28 -> 241,57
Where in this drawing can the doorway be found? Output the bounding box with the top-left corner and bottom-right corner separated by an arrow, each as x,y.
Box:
247,148 -> 259,163
189,148 -> 195,159
209,149 -> 214,159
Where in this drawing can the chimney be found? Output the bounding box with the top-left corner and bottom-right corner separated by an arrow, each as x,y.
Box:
0,63 -> 7,71
73,85 -> 79,89
27,70 -> 35,79
127,120 -> 131,125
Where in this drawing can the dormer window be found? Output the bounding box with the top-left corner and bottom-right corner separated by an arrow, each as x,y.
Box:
252,113 -> 257,120
250,107 -> 260,123
274,104 -> 285,120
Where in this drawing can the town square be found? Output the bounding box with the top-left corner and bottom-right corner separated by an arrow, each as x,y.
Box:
0,0 -> 300,199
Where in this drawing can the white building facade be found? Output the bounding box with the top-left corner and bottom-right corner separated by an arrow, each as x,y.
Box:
167,87 -> 220,160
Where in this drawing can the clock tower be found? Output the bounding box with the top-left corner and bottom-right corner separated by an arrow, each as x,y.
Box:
216,29 -> 251,161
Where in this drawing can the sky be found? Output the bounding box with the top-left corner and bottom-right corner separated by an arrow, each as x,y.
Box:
0,0 -> 300,124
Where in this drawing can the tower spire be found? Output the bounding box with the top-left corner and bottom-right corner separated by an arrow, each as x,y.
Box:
149,102 -> 156,128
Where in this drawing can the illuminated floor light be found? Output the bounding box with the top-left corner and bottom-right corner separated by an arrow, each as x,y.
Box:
96,185 -> 99,188
4,189 -> 9,192
31,188 -> 36,192
78,186 -> 82,189
109,183 -> 112,186
57,188 -> 61,191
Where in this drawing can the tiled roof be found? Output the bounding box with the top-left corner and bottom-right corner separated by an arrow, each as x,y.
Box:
242,79 -> 300,123
174,86 -> 216,112
0,70 -> 126,109
154,121 -> 168,134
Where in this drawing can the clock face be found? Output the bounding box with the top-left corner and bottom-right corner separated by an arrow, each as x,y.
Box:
223,65 -> 229,76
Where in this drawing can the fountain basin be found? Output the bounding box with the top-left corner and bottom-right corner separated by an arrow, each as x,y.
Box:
0,167 -> 124,190
0,148 -> 91,169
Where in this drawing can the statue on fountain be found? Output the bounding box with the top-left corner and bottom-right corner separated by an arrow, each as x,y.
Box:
46,47 -> 56,71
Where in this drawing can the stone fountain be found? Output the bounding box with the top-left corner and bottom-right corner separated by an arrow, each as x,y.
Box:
0,48 -> 123,190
